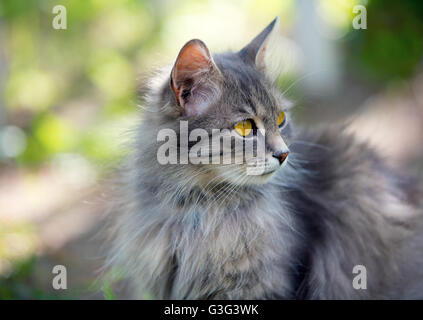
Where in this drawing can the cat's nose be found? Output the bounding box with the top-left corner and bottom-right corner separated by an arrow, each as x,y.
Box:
272,151 -> 289,165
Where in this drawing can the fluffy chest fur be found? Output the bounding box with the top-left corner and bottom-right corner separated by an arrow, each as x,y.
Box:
109,184 -> 299,299
167,197 -> 297,299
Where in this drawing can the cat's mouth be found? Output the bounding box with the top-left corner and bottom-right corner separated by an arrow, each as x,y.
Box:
214,157 -> 287,186
261,169 -> 277,176
240,166 -> 279,185
249,166 -> 277,176
246,159 -> 282,176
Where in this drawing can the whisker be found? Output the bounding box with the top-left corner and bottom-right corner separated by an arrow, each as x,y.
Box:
291,140 -> 331,151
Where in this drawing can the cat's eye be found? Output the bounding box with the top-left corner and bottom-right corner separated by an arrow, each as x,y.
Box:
234,119 -> 253,137
277,111 -> 287,129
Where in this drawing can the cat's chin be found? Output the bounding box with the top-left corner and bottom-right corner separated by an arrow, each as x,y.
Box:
244,170 -> 278,185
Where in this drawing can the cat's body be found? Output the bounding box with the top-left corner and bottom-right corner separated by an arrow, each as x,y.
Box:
106,18 -> 423,299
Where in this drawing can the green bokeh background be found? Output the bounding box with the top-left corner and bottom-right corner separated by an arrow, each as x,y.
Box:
0,0 -> 422,299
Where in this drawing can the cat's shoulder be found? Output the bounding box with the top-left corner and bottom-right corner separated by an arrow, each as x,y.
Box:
290,125 -> 422,204
291,125 -> 379,177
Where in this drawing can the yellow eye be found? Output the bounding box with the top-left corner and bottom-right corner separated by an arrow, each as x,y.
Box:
234,119 -> 253,137
277,111 -> 286,128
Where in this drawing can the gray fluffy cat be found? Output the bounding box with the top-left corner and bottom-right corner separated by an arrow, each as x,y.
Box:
106,18 -> 423,299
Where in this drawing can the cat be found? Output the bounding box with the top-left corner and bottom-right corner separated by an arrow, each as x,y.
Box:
106,17 -> 423,299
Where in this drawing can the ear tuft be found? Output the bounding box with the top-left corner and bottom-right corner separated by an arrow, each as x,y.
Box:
239,17 -> 282,82
170,39 -> 220,116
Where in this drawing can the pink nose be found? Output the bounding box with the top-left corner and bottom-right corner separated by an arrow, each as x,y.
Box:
273,151 -> 289,165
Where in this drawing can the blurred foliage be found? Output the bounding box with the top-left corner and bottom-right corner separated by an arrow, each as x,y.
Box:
348,0 -> 423,83
0,223 -> 65,299
0,0 -> 156,166
0,256 -> 67,300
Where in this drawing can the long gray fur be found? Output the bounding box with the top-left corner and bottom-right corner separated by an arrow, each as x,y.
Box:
105,19 -> 423,299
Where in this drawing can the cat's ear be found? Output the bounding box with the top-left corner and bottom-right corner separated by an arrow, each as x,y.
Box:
170,39 -> 221,116
239,17 -> 281,82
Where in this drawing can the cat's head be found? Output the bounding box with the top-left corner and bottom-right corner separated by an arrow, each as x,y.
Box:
152,17 -> 293,187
